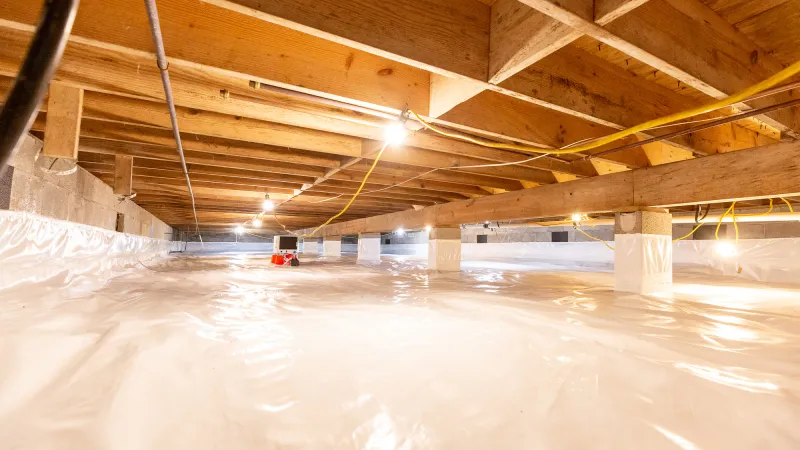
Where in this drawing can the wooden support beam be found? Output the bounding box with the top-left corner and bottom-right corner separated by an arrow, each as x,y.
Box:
0,0 -> 429,113
595,0 -> 652,23
0,29 -> 718,172
113,155 -> 133,196
496,45 -> 777,155
516,0 -> 800,135
201,0 -> 491,81
489,0 -> 588,84
0,2 -> 767,164
439,90 -> 650,168
429,74 -> 487,118
302,140 -> 800,236
78,138 -> 328,179
43,83 -> 83,159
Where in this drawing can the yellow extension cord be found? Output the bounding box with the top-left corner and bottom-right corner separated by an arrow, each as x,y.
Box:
250,58 -> 800,237
582,198 -> 792,250
272,143 -> 390,238
409,59 -> 800,155
574,225 -> 615,250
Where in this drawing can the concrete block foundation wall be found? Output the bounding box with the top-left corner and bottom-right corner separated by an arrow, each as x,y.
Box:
3,135 -> 171,239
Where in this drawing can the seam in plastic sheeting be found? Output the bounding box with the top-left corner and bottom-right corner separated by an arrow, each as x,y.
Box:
0,210 -> 171,294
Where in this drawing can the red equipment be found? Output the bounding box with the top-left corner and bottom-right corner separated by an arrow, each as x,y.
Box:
271,236 -> 300,266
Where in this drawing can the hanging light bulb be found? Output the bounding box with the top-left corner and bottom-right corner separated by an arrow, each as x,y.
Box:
384,122 -> 407,146
571,213 -> 583,224
252,218 -> 263,228
235,225 -> 244,234
395,227 -> 405,236
425,225 -> 432,232
263,197 -> 275,212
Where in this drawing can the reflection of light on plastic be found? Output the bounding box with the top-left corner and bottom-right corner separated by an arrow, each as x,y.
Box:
709,323 -> 758,343
252,218 -> 262,228
395,227 -> 405,236
673,283 -> 798,309
235,225 -> 244,234
263,199 -> 275,212
383,122 -> 407,146
715,241 -> 738,257
652,425 -> 700,450
425,225 -> 432,232
674,362 -> 779,394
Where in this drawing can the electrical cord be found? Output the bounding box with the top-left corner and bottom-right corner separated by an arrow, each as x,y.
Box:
240,57 -> 800,237
270,142 -> 390,237
674,204 -> 711,241
573,224 -> 615,251
408,59 -> 800,156
0,0 -> 80,177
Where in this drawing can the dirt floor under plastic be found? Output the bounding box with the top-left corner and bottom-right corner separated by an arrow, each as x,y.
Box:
1,252 -> 800,449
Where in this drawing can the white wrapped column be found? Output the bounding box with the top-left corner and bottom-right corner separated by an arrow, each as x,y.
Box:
323,235 -> 342,257
357,233 -> 381,263
428,228 -> 461,272
614,209 -> 672,295
302,238 -> 320,255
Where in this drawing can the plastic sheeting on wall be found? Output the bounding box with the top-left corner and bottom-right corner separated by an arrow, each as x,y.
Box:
614,234 -> 672,295
302,240 -> 320,255
674,238 -> 800,285
0,210 -> 171,295
322,239 -> 342,257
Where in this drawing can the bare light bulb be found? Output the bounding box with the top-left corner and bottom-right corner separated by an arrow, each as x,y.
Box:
395,227 -> 405,236
714,241 -> 738,258
571,213 -> 583,223
252,218 -> 263,228
235,225 -> 244,234
384,122 -> 407,146
263,199 -> 275,212
425,225 -> 432,232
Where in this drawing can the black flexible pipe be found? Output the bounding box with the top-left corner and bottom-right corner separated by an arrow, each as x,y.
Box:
0,0 -> 80,177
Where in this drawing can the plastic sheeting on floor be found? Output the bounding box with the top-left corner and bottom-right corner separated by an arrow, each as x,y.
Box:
2,248 -> 800,449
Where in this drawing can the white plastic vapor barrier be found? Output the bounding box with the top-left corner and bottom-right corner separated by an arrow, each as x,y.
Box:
357,236 -> 381,262
302,240 -> 320,255
614,234 -> 672,295
674,238 -> 800,284
322,239 -> 342,257
0,210 -> 171,294
2,253 -> 800,448
462,242 -> 614,264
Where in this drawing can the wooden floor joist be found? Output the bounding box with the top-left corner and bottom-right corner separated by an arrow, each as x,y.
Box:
3,0 -> 796,231
301,140 -> 800,236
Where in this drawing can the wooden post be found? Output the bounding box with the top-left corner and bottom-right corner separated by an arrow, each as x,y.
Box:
43,83 -> 84,159
113,155 -> 133,196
